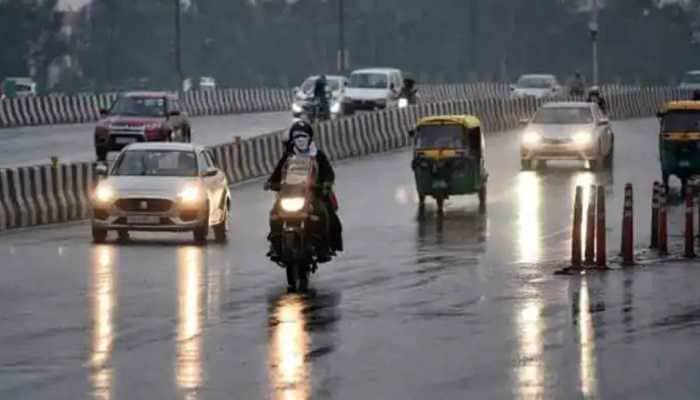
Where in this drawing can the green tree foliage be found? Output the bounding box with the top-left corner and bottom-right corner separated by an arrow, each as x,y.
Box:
0,0 -> 66,91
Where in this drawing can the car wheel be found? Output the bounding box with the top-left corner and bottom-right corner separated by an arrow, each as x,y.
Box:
213,205 -> 228,243
92,225 -> 107,243
193,205 -> 209,243
521,159 -> 533,170
96,148 -> 107,162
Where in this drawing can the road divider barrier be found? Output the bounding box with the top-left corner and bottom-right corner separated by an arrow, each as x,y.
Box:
658,185 -> 669,256
0,86 -> 691,232
585,185 -> 596,265
596,186 -> 607,268
650,181 -> 660,249
685,181 -> 697,259
571,186 -> 584,269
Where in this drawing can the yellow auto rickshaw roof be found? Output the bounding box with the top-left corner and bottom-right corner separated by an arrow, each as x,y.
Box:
662,101 -> 700,112
416,115 -> 481,130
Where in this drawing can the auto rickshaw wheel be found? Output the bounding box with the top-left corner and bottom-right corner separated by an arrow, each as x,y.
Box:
436,196 -> 445,215
478,184 -> 487,209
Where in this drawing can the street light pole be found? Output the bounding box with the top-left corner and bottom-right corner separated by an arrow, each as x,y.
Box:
338,0 -> 346,73
175,0 -> 184,91
589,0 -> 599,86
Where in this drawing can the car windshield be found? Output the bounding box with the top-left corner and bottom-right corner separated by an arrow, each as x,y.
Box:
300,77 -> 341,93
682,73 -> 700,84
110,96 -> 166,117
349,73 -> 389,89
517,76 -> 554,89
417,125 -> 465,148
661,111 -> 700,132
113,150 -> 198,177
533,107 -> 593,124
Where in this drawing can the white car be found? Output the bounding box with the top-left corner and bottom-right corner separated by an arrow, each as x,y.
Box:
343,68 -> 403,113
91,143 -> 230,243
511,74 -> 562,99
679,70 -> 700,91
291,75 -> 348,118
520,102 -> 614,170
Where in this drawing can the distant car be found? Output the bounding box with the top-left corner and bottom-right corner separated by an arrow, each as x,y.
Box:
291,75 -> 348,119
342,68 -> 404,113
511,74 -> 562,99
679,70 -> 700,91
1,77 -> 37,98
520,102 -> 614,170
94,91 -> 191,161
91,143 -> 230,244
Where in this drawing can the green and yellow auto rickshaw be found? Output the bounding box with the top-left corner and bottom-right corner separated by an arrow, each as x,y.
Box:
657,101 -> 700,194
410,115 -> 488,214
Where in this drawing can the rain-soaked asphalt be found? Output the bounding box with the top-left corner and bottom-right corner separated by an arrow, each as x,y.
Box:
2,118 -> 700,399
0,111 -> 291,168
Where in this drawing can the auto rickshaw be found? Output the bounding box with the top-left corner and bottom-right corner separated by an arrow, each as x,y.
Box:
410,115 -> 487,214
657,101 -> 700,194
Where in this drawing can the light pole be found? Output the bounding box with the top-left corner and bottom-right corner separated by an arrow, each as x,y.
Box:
174,0 -> 184,90
338,0 -> 346,73
589,0 -> 599,85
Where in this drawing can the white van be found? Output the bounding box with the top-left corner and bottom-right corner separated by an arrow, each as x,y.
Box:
343,68 -> 403,113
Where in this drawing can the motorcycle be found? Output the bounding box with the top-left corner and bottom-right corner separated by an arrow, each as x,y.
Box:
266,154 -> 333,291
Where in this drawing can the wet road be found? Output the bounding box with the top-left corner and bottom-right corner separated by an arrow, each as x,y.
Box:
0,111 -> 291,168
3,118 -> 700,399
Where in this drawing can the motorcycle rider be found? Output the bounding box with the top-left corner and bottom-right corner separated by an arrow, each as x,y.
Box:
266,121 -> 343,263
313,75 -> 330,117
586,86 -> 608,115
398,78 -> 418,104
570,71 -> 586,97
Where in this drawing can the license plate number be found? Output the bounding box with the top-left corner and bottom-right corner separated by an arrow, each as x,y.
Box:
126,215 -> 160,225
115,137 -> 137,144
680,160 -> 690,167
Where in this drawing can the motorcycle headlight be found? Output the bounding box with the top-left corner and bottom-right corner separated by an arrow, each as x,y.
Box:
94,183 -> 115,204
522,131 -> 542,145
178,185 -> 202,204
398,98 -> 409,108
573,131 -> 592,146
280,197 -> 305,212
330,101 -> 341,114
292,103 -> 303,113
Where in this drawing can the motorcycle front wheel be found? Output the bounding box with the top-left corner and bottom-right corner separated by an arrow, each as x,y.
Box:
286,263 -> 310,292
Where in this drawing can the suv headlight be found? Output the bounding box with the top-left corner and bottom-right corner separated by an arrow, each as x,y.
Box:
280,197 -> 305,212
330,101 -> 341,114
94,184 -> 115,204
292,103 -> 303,113
522,131 -> 542,145
573,131 -> 592,146
398,98 -> 409,108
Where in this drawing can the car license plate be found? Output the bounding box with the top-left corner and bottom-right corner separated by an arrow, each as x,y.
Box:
680,160 -> 691,167
126,215 -> 160,225
115,137 -> 136,144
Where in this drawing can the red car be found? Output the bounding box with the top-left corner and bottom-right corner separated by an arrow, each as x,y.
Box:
94,91 -> 191,161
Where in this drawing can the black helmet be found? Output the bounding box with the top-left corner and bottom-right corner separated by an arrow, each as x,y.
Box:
288,120 -> 314,142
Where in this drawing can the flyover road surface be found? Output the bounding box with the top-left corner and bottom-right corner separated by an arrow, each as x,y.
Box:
2,118 -> 700,399
0,111 -> 291,168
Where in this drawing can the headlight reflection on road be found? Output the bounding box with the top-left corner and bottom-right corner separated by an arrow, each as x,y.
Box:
176,246 -> 204,399
578,278 -> 599,398
516,173 -> 542,263
515,298 -> 544,400
90,245 -> 117,400
268,294 -> 310,400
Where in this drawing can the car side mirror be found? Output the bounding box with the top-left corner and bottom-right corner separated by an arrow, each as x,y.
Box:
202,167 -> 218,177
509,85 -> 515,91
95,163 -> 108,176
168,110 -> 181,117
99,108 -> 109,117
519,118 -> 529,126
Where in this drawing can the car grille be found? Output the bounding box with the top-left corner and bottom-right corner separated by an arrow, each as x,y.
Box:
115,198 -> 173,212
542,137 -> 573,145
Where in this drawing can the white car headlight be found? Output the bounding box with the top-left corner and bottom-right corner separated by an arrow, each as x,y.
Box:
94,184 -> 115,203
330,101 -> 341,114
573,131 -> 593,146
522,131 -> 542,145
398,98 -> 409,108
280,197 -> 305,212
179,185 -> 202,204
292,103 -> 303,113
